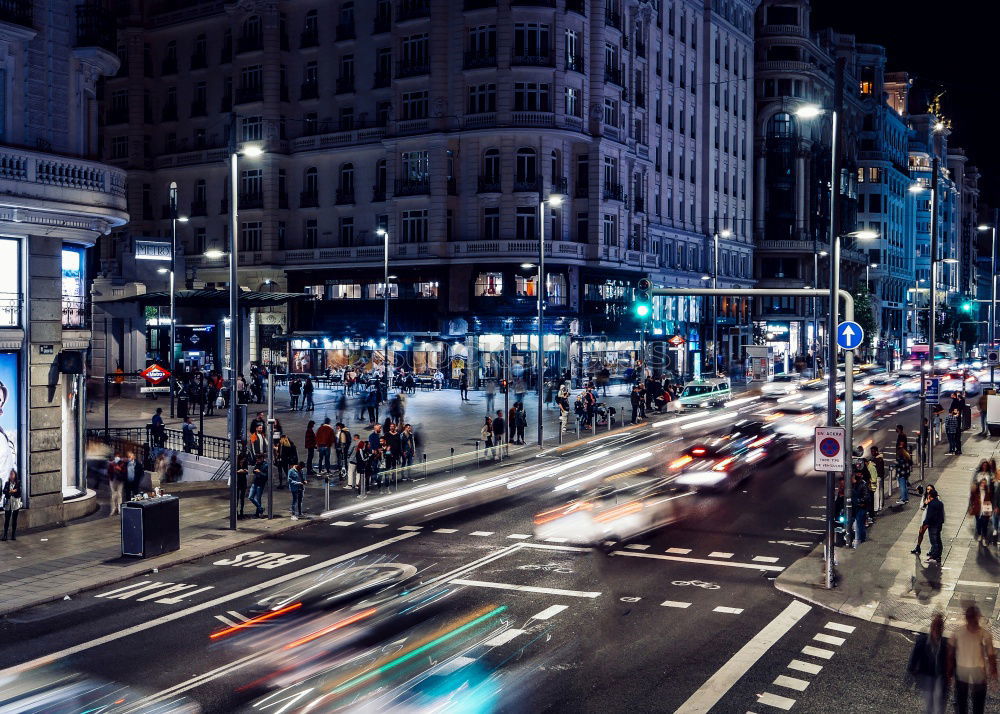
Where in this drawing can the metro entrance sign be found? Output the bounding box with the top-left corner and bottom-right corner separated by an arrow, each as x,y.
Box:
814,426 -> 847,472
667,334 -> 686,347
140,363 -> 171,385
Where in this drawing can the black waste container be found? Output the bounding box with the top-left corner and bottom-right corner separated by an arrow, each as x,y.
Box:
121,495 -> 180,558
177,396 -> 189,418
962,404 -> 973,431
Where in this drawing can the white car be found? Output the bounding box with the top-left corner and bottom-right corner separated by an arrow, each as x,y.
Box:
761,374 -> 803,398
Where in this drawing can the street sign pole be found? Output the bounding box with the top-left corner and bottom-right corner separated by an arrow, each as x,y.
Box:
919,357 -> 926,485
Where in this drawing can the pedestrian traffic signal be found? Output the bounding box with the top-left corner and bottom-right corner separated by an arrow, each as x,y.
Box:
961,300 -> 973,313
634,277 -> 652,319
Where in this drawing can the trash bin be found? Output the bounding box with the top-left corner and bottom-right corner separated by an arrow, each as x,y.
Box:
177,396 -> 189,419
121,495 -> 180,558
961,404 -> 972,432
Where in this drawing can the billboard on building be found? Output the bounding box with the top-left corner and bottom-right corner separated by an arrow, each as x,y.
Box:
0,352 -> 18,484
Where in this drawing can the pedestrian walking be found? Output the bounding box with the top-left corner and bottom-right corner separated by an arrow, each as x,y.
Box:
236,454 -> 248,518
557,383 -> 571,431
289,377 -> 301,411
1,469 -> 22,541
150,407 -> 166,448
345,434 -> 361,488
303,376 -> 315,411
514,403 -> 527,444
978,390 -> 990,435
948,604 -> 998,714
287,462 -> 307,519
304,420 -> 316,475
492,410 -> 506,454
911,485 -> 939,556
335,391 -> 347,424
182,416 -> 197,453
895,424 -> 913,505
969,478 -> 993,546
249,456 -> 268,518
400,424 -> 416,471
108,453 -> 125,516
124,451 -> 142,501
482,417 -> 495,460
460,369 -> 469,400
907,612 -> 948,714
366,386 -> 380,425
925,487 -> 945,563
485,378 -> 496,415
336,423 -> 352,478
945,408 -> 962,455
353,439 -> 370,492
630,384 -> 644,424
315,417 -> 334,474
991,469 -> 1000,547
276,434 -> 298,489
851,468 -> 870,545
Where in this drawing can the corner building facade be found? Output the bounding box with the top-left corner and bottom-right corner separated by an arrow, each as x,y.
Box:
99,0 -> 756,383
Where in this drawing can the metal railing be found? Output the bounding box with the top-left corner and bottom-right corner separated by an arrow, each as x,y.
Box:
87,426 -> 231,462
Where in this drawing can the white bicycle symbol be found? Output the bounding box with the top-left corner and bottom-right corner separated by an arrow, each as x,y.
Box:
518,563 -> 574,574
671,579 -> 720,590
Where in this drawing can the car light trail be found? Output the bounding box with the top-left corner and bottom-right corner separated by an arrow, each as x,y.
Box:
282,608 -> 378,650
209,602 -> 303,639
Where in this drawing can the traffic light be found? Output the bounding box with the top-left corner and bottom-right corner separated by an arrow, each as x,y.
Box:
961,300 -> 973,313
634,277 -> 652,319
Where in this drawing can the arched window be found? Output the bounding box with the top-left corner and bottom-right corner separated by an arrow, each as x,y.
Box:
515,147 -> 536,189
768,112 -> 795,139
482,148 -> 500,180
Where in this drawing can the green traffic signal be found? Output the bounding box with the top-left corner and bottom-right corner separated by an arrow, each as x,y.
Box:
961,301 -> 973,313
635,303 -> 651,318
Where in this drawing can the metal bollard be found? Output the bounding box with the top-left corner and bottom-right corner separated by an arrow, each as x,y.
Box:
576,417 -> 580,440
422,453 -> 427,477
324,477 -> 330,512
360,469 -> 367,499
450,447 -> 455,471
475,439 -> 480,468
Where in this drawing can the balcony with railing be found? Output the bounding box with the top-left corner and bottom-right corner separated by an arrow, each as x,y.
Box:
477,175 -> 501,193
394,178 -> 430,196
299,191 -> 319,208
511,111 -> 555,128
0,0 -> 31,27
464,51 -> 497,69
513,175 -> 542,193
237,34 -> 263,53
62,296 -> 88,329
602,183 -> 624,201
236,86 -> 263,104
605,65 -> 623,86
290,126 -> 386,152
372,184 -> 387,202
605,7 -> 622,30
300,29 -> 319,48
336,76 -> 355,94
336,23 -> 356,41
239,192 -> 264,209
397,0 -> 430,21
75,2 -> 116,53
396,60 -> 430,78
511,50 -> 554,67
335,188 -> 355,205
300,81 -> 319,100
551,177 -> 568,195
565,54 -> 586,74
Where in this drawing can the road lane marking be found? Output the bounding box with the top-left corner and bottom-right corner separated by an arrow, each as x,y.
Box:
531,605 -> 568,620
507,533 -> 531,539
673,600 -> 811,713
469,531 -> 495,537
213,615 -> 239,628
713,606 -> 744,615
213,552 -> 310,569
397,525 -> 423,531
625,544 -> 650,550
433,528 -> 458,533
787,659 -> 822,675
612,550 -> 785,572
661,600 -> 693,609
544,537 -> 568,543
483,629 -> 527,647
768,540 -> 812,549
824,622 -> 856,634
0,532 -> 421,677
813,633 -> 845,646
801,645 -> 835,659
773,675 -> 809,691
753,556 -> 780,563
666,547 -> 692,554
708,552 -> 734,559
756,692 -> 796,710
363,523 -> 390,529
331,521 -> 355,526
450,579 -> 600,598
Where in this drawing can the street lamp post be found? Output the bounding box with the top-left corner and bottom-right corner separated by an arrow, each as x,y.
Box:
712,229 -> 731,375
376,228 -> 391,398
167,185 -> 188,420
866,263 -> 878,290
977,214 -> 998,345
814,249 -> 828,371
535,193 -> 562,448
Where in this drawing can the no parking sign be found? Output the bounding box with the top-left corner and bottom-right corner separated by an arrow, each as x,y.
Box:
814,426 -> 847,471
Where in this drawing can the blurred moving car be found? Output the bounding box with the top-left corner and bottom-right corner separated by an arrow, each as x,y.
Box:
668,436 -> 766,492
678,378 -> 733,409
761,374 -> 803,398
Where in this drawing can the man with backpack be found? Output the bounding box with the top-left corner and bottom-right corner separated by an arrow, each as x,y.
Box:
335,422 -> 352,479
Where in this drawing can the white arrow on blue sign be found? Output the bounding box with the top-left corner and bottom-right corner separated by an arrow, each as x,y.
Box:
836,320 -> 864,351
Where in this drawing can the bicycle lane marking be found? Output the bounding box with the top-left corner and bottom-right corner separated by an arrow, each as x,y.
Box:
0,532 -> 421,677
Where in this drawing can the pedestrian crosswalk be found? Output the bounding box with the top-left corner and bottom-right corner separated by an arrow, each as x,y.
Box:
754,620 -> 855,711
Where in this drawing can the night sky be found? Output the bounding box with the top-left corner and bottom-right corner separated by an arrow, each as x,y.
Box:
810,0 -> 996,210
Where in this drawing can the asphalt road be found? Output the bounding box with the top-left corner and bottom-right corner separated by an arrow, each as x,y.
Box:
0,391 -> 929,713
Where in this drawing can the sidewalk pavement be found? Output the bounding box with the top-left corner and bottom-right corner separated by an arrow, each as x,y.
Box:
775,426 -> 1000,643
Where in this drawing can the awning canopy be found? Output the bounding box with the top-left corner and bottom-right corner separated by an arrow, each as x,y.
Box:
104,289 -> 313,308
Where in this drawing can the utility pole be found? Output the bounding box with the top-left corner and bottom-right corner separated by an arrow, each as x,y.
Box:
928,156 -> 939,470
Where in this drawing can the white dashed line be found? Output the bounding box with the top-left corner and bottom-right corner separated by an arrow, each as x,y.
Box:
773,674 -> 809,692
756,692 -> 796,710
483,629 -> 526,647
713,606 -> 744,615
753,556 -> 780,563
450,579 -> 600,598
708,552 -> 734,559
824,622 -> 856,634
331,521 -> 355,526
813,633 -> 845,646
787,659 -> 823,675
531,605 -> 569,620
801,645 -> 835,660
660,600 -> 693,609
666,547 -> 692,554
625,544 -> 651,550
363,523 -> 390,529
433,528 -> 458,534
507,533 -> 531,539
469,531 -> 495,537
544,537 -> 569,543
397,525 -> 423,531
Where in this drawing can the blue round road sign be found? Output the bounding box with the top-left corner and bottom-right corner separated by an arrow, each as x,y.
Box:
819,437 -> 841,458
836,320 -> 864,351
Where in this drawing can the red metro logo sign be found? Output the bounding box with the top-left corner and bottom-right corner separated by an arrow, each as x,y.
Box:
140,364 -> 171,385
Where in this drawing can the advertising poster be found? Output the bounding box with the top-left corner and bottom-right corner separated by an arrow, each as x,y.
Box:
0,352 -> 18,483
